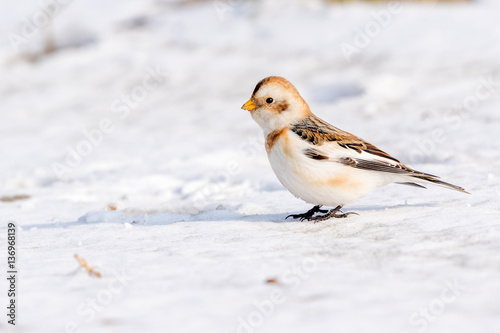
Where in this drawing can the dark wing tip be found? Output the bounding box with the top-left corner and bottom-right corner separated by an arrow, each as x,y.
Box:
414,175 -> 470,194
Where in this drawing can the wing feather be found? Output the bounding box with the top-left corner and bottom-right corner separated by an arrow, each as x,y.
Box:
293,115 -> 436,177
291,115 -> 401,163
292,115 -> 468,193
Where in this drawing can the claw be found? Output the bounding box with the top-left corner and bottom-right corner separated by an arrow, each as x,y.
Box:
336,212 -> 359,218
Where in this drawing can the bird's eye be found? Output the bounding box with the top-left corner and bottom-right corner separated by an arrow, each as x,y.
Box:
266,98 -> 274,104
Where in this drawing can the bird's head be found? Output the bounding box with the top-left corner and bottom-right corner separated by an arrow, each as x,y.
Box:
241,76 -> 312,134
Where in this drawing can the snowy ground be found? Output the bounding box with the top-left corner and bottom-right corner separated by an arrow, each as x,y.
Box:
1,0 -> 500,332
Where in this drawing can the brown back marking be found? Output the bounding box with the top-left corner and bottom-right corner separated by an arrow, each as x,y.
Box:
291,115 -> 401,163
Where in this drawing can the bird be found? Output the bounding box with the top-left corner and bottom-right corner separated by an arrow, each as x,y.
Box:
241,76 -> 469,222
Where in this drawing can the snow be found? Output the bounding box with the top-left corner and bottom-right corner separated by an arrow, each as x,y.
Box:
1,0 -> 500,332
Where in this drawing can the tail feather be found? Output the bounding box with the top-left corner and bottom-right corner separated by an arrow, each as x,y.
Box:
414,175 -> 469,194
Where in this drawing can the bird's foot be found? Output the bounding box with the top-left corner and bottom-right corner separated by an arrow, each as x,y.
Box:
285,205 -> 328,222
311,210 -> 358,222
297,205 -> 359,223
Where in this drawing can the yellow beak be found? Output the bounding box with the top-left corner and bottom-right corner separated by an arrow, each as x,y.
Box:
241,99 -> 257,111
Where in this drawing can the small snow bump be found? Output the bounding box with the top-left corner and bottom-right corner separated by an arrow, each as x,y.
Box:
78,211 -> 132,224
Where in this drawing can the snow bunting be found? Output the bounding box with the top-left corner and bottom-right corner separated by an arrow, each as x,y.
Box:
242,76 -> 468,221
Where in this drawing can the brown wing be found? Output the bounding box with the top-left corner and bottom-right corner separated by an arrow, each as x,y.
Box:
291,116 -> 469,193
291,115 -> 401,163
336,157 -> 435,177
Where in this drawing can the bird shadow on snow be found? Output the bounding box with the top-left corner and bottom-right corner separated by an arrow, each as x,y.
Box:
22,202 -> 436,230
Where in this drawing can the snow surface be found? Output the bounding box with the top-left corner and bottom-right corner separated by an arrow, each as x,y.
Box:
1,0 -> 500,332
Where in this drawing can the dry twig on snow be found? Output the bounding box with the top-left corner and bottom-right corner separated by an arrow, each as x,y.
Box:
74,254 -> 102,278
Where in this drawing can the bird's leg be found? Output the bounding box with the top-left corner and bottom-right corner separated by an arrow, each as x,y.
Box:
310,205 -> 359,223
286,205 -> 327,221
